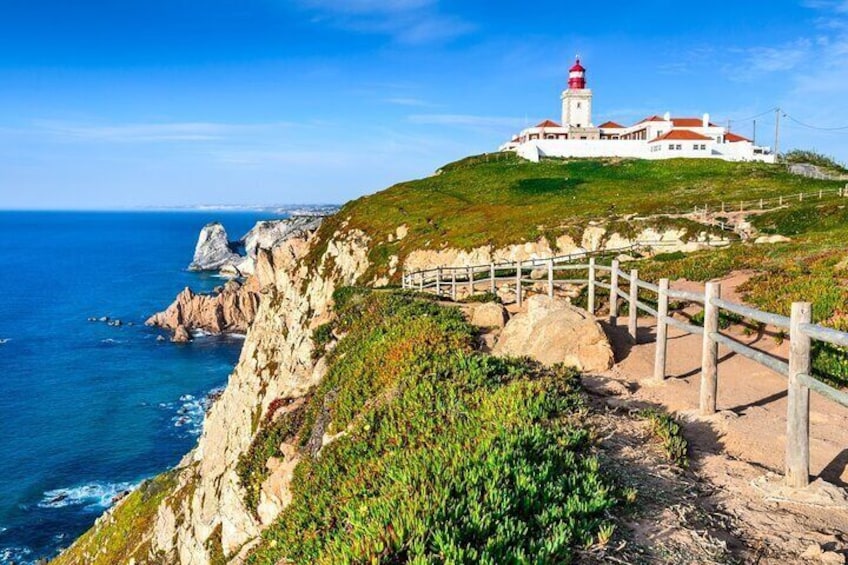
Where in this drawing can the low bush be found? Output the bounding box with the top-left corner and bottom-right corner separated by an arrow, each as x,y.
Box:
641,409 -> 689,468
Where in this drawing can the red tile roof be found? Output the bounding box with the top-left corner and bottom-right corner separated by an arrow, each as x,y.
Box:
725,132 -> 752,143
671,118 -> 704,127
649,129 -> 713,143
598,121 -> 624,128
536,119 -> 561,128
638,115 -> 666,123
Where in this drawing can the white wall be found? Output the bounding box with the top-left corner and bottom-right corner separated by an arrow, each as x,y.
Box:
514,139 -> 774,163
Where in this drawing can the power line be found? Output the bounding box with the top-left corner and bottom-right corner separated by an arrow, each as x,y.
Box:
783,112 -> 848,131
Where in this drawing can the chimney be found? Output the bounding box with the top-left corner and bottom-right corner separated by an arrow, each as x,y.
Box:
703,113 -> 710,128
663,111 -> 671,121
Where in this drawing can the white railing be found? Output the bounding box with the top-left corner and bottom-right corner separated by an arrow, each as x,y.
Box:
404,255 -> 848,490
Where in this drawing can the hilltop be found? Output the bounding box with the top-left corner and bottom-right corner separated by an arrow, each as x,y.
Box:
311,154 -> 844,283
52,154 -> 848,565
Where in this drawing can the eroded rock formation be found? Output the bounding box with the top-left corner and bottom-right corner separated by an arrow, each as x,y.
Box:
189,222 -> 243,272
146,279 -> 260,338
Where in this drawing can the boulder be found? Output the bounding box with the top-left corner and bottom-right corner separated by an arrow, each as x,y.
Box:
468,302 -> 510,329
754,234 -> 791,244
493,295 -> 613,372
188,222 -> 242,272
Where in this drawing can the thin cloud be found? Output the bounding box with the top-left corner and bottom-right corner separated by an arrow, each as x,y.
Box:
384,97 -> 439,108
408,114 -> 526,129
296,0 -> 473,44
29,120 -> 295,143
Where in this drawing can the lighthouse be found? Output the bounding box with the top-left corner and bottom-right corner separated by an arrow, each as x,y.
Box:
561,58 -> 593,130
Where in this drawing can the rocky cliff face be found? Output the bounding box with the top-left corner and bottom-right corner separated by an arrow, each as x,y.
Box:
144,223 -> 372,563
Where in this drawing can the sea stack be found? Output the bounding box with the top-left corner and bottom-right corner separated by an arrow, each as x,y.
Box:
188,222 -> 243,272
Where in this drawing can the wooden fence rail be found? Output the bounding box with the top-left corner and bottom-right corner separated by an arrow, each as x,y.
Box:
404,253 -> 848,490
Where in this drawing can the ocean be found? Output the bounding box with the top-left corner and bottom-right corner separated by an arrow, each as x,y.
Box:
0,211 -> 283,564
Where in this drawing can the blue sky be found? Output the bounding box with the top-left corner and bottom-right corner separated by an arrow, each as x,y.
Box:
1,0 -> 847,209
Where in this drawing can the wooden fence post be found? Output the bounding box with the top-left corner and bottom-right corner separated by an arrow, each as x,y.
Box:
547,258 -> 554,298
779,196 -> 783,206
610,259 -> 620,325
700,282 -> 720,415
588,258 -> 596,315
435,268 -> 441,296
419,273 -> 424,292
451,270 -> 456,301
467,266 -> 474,296
516,261 -> 523,307
628,269 -> 639,342
760,198 -> 764,209
490,263 -> 496,295
402,271 -> 406,290
786,302 -> 812,488
653,278 -> 670,381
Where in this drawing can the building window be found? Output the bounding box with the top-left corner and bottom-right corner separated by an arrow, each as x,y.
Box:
577,102 -> 582,108
676,144 -> 682,150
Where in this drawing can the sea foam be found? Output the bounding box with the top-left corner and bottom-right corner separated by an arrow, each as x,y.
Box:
38,481 -> 139,511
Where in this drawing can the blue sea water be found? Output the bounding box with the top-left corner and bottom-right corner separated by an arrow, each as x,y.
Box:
0,211 -> 280,564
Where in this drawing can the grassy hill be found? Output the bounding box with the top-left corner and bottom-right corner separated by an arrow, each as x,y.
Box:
311,155 -> 843,282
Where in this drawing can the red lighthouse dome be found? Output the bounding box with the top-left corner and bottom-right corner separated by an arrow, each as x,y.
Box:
568,58 -> 586,90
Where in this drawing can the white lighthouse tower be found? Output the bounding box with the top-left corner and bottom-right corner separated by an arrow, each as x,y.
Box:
561,58 -> 593,130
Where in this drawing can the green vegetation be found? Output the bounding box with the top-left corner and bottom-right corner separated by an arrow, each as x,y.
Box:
51,471 -> 179,565
640,409 -> 689,468
459,291 -> 501,303
246,290 -> 622,564
690,309 -> 744,330
306,155 -> 840,282
784,149 -> 848,174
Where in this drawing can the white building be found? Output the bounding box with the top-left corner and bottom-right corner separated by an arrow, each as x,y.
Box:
500,59 -> 775,163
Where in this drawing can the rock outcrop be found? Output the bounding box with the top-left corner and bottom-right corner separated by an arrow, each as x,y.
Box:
242,216 -> 323,260
189,223 -> 243,272
146,279 -> 260,337
493,295 -> 613,372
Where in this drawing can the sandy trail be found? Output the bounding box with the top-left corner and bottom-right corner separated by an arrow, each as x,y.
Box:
582,271 -> 848,562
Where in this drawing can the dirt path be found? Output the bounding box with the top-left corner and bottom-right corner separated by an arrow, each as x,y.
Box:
584,273 -> 848,563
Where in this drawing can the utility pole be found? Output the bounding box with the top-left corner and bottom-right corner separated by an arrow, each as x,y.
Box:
774,107 -> 781,158
753,119 -> 757,145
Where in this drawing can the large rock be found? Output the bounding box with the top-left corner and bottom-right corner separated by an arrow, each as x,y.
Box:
468,302 -> 510,329
493,295 -> 613,372
242,216 -> 324,260
188,222 -> 242,272
146,278 -> 260,337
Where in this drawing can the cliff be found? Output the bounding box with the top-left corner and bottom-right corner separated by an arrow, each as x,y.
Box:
53,156 -> 846,564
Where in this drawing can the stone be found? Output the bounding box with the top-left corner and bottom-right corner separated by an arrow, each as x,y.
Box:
468,302 -> 510,329
801,544 -> 846,564
530,267 -> 547,280
171,325 -> 191,343
188,222 -> 243,272
156,335 -> 166,342
754,234 -> 791,244
493,295 -> 613,372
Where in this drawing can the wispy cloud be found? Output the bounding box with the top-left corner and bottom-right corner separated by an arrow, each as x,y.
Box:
297,0 -> 473,44
384,97 -> 438,108
29,120 -> 294,143
408,113 -> 526,129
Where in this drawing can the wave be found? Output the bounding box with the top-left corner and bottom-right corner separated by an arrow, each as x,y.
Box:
100,338 -> 125,345
0,545 -> 33,565
170,386 -> 226,436
38,480 -> 138,511
0,338 -> 10,345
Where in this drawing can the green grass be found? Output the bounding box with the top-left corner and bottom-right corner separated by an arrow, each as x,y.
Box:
245,289 -> 622,564
640,410 -> 689,468
51,471 -> 178,565
306,155 -> 840,283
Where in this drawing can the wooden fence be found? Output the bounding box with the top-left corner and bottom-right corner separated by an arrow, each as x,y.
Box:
403,252 -> 848,490
694,184 -> 848,219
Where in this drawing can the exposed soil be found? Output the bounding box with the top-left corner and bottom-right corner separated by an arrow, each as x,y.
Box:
582,271 -> 848,564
